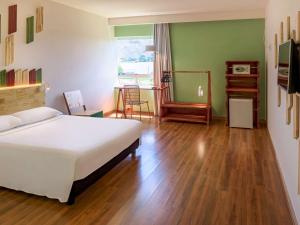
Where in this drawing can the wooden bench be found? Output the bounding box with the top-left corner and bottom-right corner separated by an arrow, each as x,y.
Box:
159,71 -> 212,125
160,102 -> 211,124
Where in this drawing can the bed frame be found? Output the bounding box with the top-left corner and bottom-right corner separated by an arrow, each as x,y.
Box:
67,139 -> 140,205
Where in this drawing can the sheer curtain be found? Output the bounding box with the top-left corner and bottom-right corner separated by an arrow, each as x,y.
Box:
153,23 -> 173,116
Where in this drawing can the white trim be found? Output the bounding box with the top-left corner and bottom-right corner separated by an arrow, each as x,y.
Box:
267,129 -> 299,225
108,9 -> 265,26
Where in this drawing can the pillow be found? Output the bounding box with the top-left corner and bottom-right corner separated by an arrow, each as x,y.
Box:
0,115 -> 22,132
13,107 -> 63,126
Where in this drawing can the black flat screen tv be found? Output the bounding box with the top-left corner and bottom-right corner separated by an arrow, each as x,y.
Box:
278,39 -> 300,94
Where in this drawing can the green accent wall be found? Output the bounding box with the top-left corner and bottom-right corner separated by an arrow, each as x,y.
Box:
170,19 -> 265,118
113,19 -> 266,119
114,24 -> 154,37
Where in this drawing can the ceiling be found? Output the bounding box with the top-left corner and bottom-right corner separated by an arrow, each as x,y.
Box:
51,0 -> 267,18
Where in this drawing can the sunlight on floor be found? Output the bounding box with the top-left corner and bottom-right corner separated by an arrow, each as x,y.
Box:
197,142 -> 206,159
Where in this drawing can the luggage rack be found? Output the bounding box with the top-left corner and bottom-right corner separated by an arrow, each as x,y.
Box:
159,70 -> 212,125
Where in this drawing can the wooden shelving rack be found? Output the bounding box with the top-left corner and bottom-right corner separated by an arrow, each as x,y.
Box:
225,61 -> 260,128
160,70 -> 212,125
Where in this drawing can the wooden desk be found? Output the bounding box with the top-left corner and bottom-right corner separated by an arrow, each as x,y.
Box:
115,86 -> 160,118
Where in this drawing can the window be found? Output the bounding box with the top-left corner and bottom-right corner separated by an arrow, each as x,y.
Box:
117,37 -> 154,87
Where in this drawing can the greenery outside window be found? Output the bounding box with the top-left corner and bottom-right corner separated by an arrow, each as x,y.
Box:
117,37 -> 154,87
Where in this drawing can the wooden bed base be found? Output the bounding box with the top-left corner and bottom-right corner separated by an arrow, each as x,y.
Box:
67,139 -> 140,205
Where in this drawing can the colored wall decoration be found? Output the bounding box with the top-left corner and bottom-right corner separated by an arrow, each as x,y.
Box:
36,68 -> 42,83
22,70 -> 29,85
0,14 -> 2,43
5,35 -> 14,66
15,69 -> 22,86
0,70 -> 6,87
0,69 -> 42,88
2,4 -> 45,71
29,69 -> 36,84
6,70 -> 15,87
8,5 -> 17,34
26,16 -> 34,44
36,7 -> 43,33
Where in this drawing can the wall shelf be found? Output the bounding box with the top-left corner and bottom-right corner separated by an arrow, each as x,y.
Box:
0,83 -> 42,91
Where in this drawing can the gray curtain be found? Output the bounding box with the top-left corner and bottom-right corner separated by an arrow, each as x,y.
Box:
153,23 -> 173,116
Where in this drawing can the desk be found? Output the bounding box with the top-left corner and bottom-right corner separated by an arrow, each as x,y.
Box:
115,86 -> 161,118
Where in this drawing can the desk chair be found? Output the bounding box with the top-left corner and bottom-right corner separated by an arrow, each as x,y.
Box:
124,85 -> 151,120
63,90 -> 103,117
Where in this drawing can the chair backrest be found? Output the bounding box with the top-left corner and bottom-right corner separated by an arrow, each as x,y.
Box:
63,90 -> 86,115
124,85 -> 141,104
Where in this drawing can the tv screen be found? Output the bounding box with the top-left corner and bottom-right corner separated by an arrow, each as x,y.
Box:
278,39 -> 300,94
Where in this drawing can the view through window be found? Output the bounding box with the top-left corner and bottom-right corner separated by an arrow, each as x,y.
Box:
117,37 -> 154,87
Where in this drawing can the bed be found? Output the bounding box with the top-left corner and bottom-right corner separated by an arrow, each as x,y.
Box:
0,109 -> 142,204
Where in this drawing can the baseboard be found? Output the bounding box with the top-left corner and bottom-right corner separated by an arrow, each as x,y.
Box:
260,119 -> 267,125
213,116 -> 226,120
108,111 -> 268,125
212,115 -> 267,126
109,110 -> 155,117
267,129 -> 299,225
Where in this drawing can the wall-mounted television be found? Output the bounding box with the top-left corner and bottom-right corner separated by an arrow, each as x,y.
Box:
278,39 -> 300,94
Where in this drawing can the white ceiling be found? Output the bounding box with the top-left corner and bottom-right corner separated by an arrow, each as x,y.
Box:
51,0 -> 267,18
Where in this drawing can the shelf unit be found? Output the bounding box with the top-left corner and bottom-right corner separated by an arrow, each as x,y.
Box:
225,61 -> 260,128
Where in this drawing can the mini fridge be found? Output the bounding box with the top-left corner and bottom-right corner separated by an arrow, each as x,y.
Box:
229,98 -> 253,129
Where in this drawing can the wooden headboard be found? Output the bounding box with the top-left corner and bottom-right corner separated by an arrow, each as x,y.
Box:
0,84 -> 45,115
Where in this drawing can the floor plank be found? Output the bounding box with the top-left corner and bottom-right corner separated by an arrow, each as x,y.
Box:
0,119 -> 294,225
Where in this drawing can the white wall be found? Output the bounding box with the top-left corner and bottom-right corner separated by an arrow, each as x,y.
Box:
265,0 -> 300,223
0,0 -> 117,113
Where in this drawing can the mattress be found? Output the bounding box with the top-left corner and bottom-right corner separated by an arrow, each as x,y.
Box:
0,115 -> 142,202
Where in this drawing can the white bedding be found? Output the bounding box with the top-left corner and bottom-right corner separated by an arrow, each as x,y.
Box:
0,115 -> 142,202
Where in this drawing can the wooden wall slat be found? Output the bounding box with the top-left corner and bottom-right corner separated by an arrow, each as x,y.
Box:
8,5 -> 17,34
36,7 -> 43,33
26,16 -> 34,44
280,22 -> 284,43
287,16 -> 291,40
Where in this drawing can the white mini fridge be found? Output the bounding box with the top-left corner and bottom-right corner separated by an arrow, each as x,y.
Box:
229,98 -> 253,129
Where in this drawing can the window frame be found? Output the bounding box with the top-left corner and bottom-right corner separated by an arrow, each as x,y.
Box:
116,36 -> 154,86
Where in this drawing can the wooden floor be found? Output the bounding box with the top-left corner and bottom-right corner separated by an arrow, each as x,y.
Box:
0,119 -> 294,225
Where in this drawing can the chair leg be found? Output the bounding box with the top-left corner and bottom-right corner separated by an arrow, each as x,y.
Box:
131,105 -> 133,119
146,102 -> 151,120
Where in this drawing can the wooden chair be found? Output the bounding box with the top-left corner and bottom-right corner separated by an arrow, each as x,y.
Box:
63,90 -> 103,117
123,85 -> 150,120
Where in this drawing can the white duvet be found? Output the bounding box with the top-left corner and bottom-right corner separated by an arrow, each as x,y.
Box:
0,115 -> 142,202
